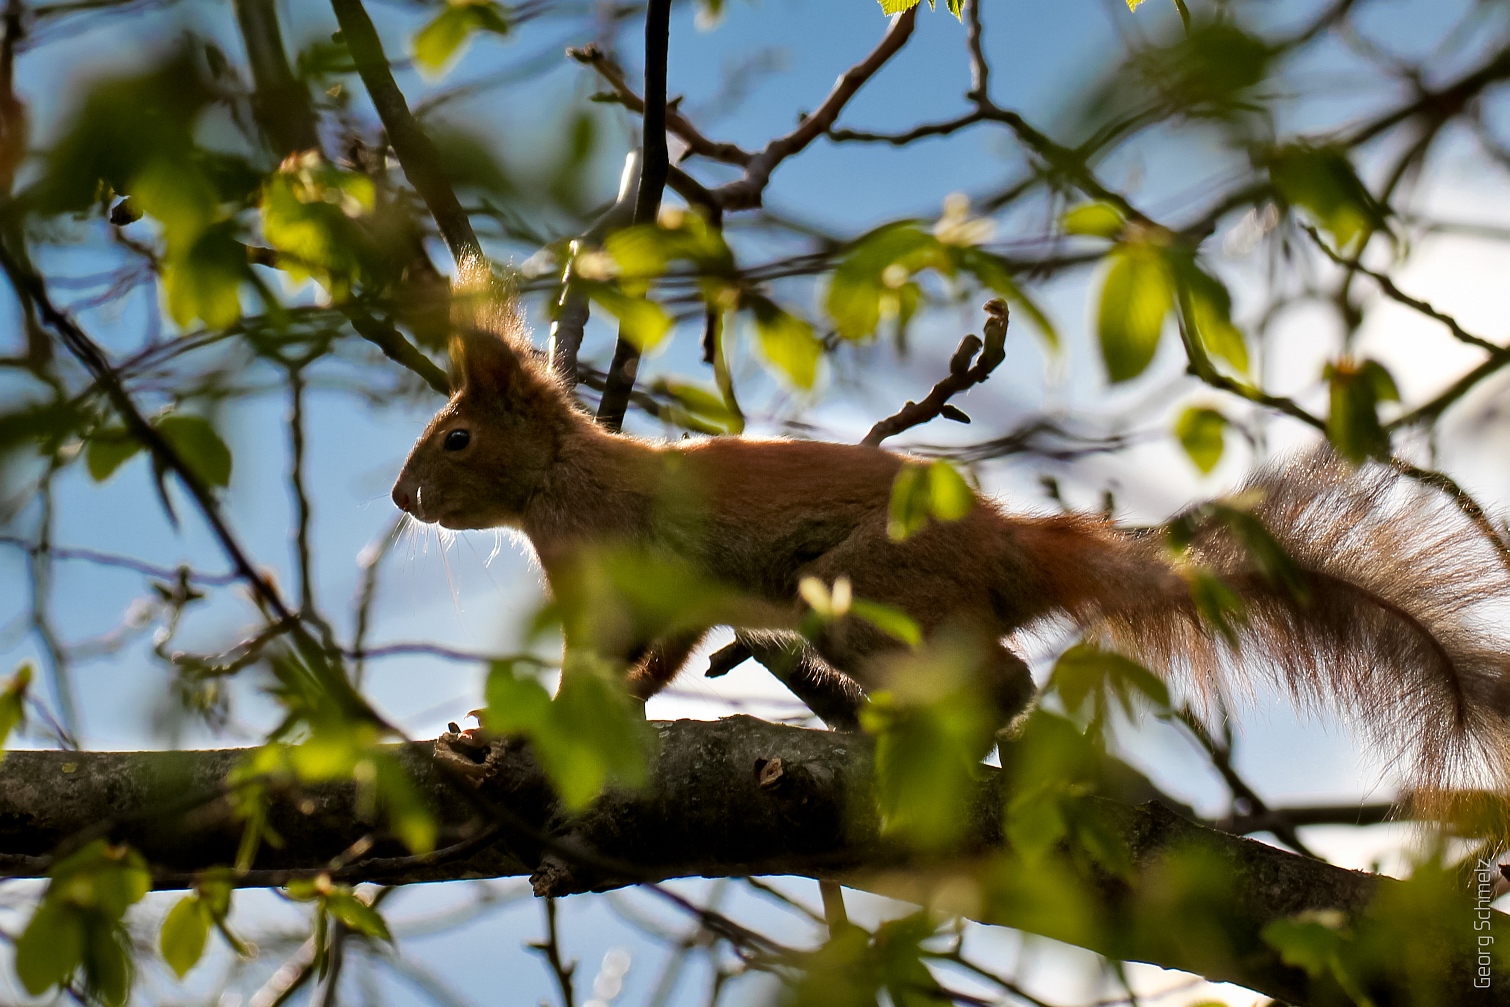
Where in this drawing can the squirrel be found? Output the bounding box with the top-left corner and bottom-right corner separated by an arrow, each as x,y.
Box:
392,265 -> 1510,814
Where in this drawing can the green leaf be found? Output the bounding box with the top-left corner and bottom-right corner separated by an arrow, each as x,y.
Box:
0,663 -> 31,759
155,414 -> 232,488
86,427 -> 142,482
1270,145 -> 1385,249
84,924 -> 133,1007
1175,406 -> 1226,474
1050,642 -> 1170,724
887,463 -> 931,542
860,642 -> 998,849
1324,358 -> 1398,463
16,899 -> 83,996
412,1 -> 510,77
825,223 -> 945,341
485,656 -> 653,812
159,895 -> 210,979
653,379 -> 743,435
1062,202 -> 1125,239
372,753 -> 437,854
749,296 -> 822,390
926,460 -> 973,520
582,282 -> 674,352
1180,267 -> 1248,374
163,222 -> 247,329
326,892 -> 392,941
1262,911 -> 1347,977
878,0 -> 922,13
849,599 -> 923,647
261,153 -> 378,299
1097,244 -> 1173,383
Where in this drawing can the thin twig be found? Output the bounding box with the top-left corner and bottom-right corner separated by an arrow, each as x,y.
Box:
862,299 -> 1009,446
329,0 -> 483,266
596,0 -> 673,432
530,896 -> 577,1007
711,6 -> 918,210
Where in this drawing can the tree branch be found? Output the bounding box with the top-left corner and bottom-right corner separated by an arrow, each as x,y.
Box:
329,0 -> 483,266
596,0 -> 672,432
861,298 -> 1009,446
710,6 -> 917,211
0,722 -> 1500,1005
567,44 -> 753,167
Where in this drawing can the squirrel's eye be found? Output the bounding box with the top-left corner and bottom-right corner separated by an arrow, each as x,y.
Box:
443,429 -> 471,452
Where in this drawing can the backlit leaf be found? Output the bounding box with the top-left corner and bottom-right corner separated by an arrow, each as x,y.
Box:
155,415 -> 232,489
1063,202 -> 1125,238
1097,244 -> 1172,382
159,895 -> 210,978
413,1 -> 510,77
1175,406 -> 1226,474
749,296 -> 821,389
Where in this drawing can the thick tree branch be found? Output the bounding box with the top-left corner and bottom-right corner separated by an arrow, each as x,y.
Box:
0,721 -> 1500,1005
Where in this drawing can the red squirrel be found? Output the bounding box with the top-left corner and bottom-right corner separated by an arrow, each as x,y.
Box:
392,267 -> 1510,810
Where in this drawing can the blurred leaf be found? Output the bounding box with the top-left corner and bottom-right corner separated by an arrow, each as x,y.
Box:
1097,244 -> 1172,382
412,0 -> 510,77
486,656 -> 654,811
86,427 -> 141,482
861,642 -> 997,849
926,460 -> 973,520
0,663 -> 29,760
1270,145 -> 1386,249
15,900 -> 83,996
606,211 -> 733,282
261,152 -> 378,300
1175,406 -> 1226,474
580,281 -> 674,352
1324,358 -> 1398,463
826,223 -> 945,341
1050,642 -> 1169,729
17,841 -> 149,1003
325,892 -> 392,941
159,895 -> 210,979
1178,266 -> 1248,374
162,222 -> 247,329
1000,712 -> 1133,877
748,295 -> 821,389
887,463 -> 930,542
849,599 -> 923,647
1184,568 -> 1245,646
155,415 -> 232,489
888,461 -> 975,541
38,51 -> 216,216
1063,202 -> 1125,238
652,378 -> 743,435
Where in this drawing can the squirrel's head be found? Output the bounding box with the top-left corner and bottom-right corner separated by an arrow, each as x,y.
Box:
391,323 -> 568,530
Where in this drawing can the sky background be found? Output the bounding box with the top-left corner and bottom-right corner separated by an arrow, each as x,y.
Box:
5,0 -> 1510,1003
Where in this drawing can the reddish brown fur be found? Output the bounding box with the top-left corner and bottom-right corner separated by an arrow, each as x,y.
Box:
393,284 -> 1510,816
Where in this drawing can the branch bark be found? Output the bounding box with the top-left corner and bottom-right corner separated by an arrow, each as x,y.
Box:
0,720 -> 1501,1006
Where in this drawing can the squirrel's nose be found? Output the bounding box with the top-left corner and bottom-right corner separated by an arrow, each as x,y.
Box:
392,482 -> 413,513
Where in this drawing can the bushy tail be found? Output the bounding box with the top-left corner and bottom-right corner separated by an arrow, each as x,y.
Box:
1028,452 -> 1510,820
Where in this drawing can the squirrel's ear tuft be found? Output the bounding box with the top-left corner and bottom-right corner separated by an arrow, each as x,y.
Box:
449,330 -> 523,397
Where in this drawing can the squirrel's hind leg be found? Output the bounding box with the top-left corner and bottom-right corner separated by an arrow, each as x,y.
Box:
626,630 -> 709,701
